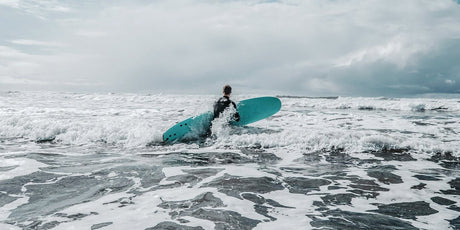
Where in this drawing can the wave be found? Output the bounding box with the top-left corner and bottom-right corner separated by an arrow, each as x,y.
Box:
282,96 -> 459,112
0,114 -> 456,156
0,114 -> 164,147
277,95 -> 339,100
358,105 -> 379,111
0,92 -> 458,156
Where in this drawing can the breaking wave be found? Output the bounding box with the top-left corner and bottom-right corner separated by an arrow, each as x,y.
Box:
0,91 -> 458,155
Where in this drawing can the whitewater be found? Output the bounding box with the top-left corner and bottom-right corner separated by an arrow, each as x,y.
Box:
0,91 -> 459,229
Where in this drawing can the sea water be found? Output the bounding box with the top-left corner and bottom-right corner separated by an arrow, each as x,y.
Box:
0,91 -> 458,229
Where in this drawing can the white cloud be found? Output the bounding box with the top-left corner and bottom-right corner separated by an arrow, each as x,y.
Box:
0,0 -> 71,19
445,79 -> 456,85
9,39 -> 64,47
0,0 -> 19,8
74,30 -> 107,38
0,46 -> 98,90
0,46 -> 31,59
335,37 -> 431,69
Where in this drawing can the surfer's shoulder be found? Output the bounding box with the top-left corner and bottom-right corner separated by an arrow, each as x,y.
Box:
217,96 -> 230,103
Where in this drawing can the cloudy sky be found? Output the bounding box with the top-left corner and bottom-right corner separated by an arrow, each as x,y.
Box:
1,0 -> 459,96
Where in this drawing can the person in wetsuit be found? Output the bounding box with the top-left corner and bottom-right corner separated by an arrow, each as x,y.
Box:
213,85 -> 240,122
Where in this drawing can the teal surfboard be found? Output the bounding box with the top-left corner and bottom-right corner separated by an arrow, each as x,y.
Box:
232,96 -> 281,126
162,97 -> 281,143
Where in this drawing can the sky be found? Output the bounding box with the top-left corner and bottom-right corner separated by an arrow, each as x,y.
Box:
0,0 -> 460,96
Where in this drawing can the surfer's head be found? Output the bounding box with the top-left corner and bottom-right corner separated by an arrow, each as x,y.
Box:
223,85 -> 232,96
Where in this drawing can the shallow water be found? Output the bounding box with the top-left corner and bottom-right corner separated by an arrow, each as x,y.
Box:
0,91 -> 459,229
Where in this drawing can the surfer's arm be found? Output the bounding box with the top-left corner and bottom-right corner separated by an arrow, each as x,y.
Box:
234,112 -> 240,122
231,101 -> 240,122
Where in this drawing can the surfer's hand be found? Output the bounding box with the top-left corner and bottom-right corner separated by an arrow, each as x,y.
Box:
234,113 -> 240,122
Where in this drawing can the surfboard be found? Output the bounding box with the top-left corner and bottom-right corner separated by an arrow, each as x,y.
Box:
162,97 -> 281,143
232,96 -> 282,126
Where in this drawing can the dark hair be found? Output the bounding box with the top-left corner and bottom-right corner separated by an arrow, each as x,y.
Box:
223,85 -> 232,95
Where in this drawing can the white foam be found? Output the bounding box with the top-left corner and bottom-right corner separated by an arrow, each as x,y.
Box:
51,191 -> 171,230
0,157 -> 47,180
0,223 -> 20,230
0,196 -> 29,221
255,190 -> 318,230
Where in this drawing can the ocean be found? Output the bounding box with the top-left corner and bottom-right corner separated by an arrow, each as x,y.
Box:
0,91 -> 459,229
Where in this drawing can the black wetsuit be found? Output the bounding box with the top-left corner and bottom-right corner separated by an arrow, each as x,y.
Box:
213,96 -> 240,121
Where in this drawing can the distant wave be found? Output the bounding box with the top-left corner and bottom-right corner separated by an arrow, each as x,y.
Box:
279,96 -> 458,112
411,104 -> 426,112
358,105 -> 378,111
276,95 -> 339,99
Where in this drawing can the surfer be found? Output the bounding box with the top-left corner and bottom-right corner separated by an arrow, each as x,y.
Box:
213,85 -> 240,122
